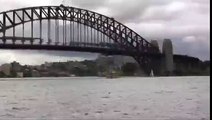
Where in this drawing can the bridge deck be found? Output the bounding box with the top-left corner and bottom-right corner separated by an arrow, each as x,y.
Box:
0,44 -> 162,58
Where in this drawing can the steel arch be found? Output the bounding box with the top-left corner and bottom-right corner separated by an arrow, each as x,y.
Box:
0,5 -> 159,53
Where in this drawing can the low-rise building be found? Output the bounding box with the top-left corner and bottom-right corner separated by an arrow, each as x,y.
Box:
17,72 -> 24,78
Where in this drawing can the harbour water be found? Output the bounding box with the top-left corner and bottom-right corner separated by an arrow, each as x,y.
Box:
0,76 -> 210,120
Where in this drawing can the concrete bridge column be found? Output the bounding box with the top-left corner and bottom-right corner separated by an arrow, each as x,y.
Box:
150,40 -> 161,76
162,39 -> 174,76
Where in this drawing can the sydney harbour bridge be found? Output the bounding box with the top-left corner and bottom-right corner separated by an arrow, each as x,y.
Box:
0,5 -> 199,75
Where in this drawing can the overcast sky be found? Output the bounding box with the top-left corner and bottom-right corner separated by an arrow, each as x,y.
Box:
0,0 -> 210,65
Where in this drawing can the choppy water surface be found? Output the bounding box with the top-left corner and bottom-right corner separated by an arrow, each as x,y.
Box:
0,77 -> 210,120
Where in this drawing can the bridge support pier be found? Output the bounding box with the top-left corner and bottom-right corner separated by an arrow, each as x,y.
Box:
135,56 -> 162,76
161,39 -> 174,76
134,40 -> 161,76
134,56 -> 150,76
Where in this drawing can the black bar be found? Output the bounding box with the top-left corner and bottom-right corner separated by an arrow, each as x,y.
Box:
101,32 -> 103,46
13,11 -> 15,44
86,25 -> 88,46
5,13 -> 14,25
40,8 -> 42,45
97,27 -> 99,45
48,19 -> 51,45
107,34 -> 110,45
3,12 -> 6,44
22,10 -> 24,44
56,19 -> 59,45
77,21 -> 79,46
62,20 -> 64,45
65,20 -> 67,45
94,29 -> 96,45
84,24 -> 87,46
31,9 -> 34,45
102,32 -> 104,44
48,7 -> 51,45
55,9 -> 59,45
72,20 -> 74,45
86,26 -> 89,43
104,32 -> 106,44
55,19 -> 56,45
91,26 -> 92,44
69,20 -> 72,45
78,23 -> 82,46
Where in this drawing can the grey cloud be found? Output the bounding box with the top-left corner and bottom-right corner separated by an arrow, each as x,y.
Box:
0,1 -> 24,12
104,0 -> 150,23
70,0 -> 107,9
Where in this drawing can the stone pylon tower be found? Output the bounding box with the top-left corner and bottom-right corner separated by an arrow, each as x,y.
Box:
150,40 -> 161,76
162,39 -> 174,75
150,40 -> 160,53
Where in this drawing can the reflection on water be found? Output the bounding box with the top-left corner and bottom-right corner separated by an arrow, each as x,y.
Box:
0,76 -> 210,120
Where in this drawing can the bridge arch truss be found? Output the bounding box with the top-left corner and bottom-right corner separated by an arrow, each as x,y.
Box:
0,5 -> 160,74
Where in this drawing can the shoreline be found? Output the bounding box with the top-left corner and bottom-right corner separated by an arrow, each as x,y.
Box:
0,76 -> 210,81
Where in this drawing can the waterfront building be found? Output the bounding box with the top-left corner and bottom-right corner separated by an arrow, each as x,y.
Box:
17,72 -> 24,78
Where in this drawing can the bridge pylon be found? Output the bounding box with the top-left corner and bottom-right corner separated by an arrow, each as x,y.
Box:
161,39 -> 174,76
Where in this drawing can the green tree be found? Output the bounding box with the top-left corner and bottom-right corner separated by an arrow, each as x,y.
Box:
10,70 -> 17,77
23,69 -> 32,77
82,60 -> 98,76
0,72 -> 6,78
72,67 -> 85,76
121,63 -> 137,76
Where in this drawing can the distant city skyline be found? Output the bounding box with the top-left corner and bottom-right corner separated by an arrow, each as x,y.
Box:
0,0 -> 210,65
